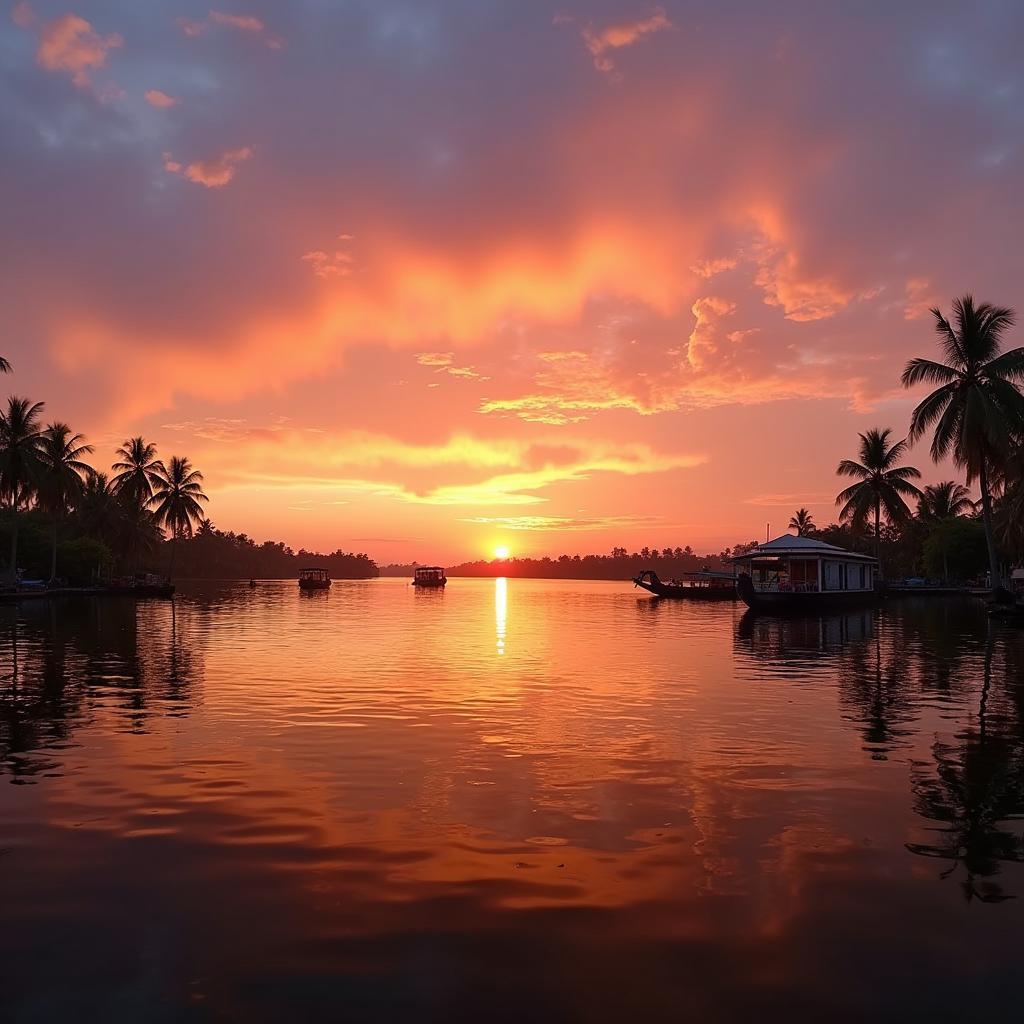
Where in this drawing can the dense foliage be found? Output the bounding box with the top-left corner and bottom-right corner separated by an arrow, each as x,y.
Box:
172,522 -> 377,579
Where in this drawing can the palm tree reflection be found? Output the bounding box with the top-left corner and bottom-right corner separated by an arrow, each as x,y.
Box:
906,630 -> 1024,902
0,597 -> 198,781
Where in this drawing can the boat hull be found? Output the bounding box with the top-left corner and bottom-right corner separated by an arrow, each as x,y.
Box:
737,573 -> 878,612
633,577 -> 735,600
298,579 -> 331,590
411,579 -> 446,588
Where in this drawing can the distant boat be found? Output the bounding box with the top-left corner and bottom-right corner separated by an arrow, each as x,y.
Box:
298,568 -> 331,591
411,566 -> 447,588
633,569 -> 737,600
731,535 -> 878,611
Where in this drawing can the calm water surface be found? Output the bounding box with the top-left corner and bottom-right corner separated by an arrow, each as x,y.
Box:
2,579 -> 1024,1021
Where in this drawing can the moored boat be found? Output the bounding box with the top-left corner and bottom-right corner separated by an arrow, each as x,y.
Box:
298,567 -> 331,590
633,569 -> 737,600
731,535 -> 879,612
411,566 -> 447,588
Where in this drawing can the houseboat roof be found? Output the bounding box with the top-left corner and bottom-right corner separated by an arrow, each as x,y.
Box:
414,566 -> 445,573
730,534 -> 877,564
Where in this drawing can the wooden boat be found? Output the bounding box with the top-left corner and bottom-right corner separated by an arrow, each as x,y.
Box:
633,569 -> 737,600
298,567 -> 331,590
411,566 -> 447,588
731,535 -> 879,612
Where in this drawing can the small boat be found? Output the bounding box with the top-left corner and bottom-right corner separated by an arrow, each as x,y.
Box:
633,569 -> 737,600
411,566 -> 447,588
298,568 -> 331,591
731,535 -> 879,612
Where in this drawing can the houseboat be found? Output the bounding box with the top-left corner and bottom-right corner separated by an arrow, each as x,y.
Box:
298,567 -> 331,590
411,566 -> 447,588
633,569 -> 737,600
730,535 -> 878,611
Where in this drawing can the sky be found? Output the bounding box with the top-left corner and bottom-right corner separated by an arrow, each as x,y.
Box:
2,1 -> 1023,564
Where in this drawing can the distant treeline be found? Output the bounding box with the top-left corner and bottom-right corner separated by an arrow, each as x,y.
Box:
445,544 -> 757,581
173,523 -> 379,579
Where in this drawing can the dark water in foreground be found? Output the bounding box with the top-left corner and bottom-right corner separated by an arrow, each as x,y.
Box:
2,580 -> 1024,1022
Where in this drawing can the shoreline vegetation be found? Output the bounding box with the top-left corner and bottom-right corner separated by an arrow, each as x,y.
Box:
3,295 -> 1023,591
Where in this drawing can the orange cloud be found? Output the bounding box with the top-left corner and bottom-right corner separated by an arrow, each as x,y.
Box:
179,9 -> 283,48
903,277 -> 937,321
687,296 -> 736,370
163,146 -> 254,187
209,10 -> 264,33
145,88 -> 178,108
580,7 -> 672,73
35,12 -> 122,89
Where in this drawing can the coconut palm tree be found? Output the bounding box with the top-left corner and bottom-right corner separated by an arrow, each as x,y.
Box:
0,356 -> 10,373
78,471 -> 121,551
917,481 -> 974,524
902,295 -> 1024,591
151,456 -> 208,579
836,428 -> 922,565
788,508 -> 816,536
0,397 -> 45,583
111,437 -> 165,510
37,423 -> 94,582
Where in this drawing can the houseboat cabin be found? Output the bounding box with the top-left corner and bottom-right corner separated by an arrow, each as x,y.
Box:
298,568 -> 331,590
412,566 -> 447,588
730,535 -> 878,611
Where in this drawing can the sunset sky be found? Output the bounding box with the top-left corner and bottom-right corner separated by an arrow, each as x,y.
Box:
3,1 -> 1023,563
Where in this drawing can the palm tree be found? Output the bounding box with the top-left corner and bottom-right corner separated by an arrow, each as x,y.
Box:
111,437 -> 165,509
0,356 -> 10,373
788,508 -> 816,536
37,423 -> 94,582
150,456 -> 208,579
78,471 -> 121,551
902,295 -> 1024,591
0,397 -> 45,583
836,428 -> 922,565
917,481 -> 974,524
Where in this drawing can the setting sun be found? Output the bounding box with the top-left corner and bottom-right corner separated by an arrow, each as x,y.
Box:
494,545 -> 510,560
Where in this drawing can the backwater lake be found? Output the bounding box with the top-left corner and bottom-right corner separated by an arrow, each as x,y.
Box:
2,578 -> 1024,1021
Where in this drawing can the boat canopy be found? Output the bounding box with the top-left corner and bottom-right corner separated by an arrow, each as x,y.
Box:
414,566 -> 446,579
299,568 -> 330,581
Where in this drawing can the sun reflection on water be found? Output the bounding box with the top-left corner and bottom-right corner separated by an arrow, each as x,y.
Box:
495,576 -> 507,656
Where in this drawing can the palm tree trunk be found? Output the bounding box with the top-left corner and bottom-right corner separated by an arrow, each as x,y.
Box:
978,458 -> 1001,592
168,531 -> 178,581
8,513 -> 19,586
874,496 -> 881,570
50,519 -> 58,583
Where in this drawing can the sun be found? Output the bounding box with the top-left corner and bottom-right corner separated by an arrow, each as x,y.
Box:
494,545 -> 510,560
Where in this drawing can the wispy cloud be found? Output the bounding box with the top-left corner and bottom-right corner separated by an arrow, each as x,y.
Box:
177,9 -> 283,49
572,7 -> 673,74
164,146 -> 253,187
144,88 -> 178,108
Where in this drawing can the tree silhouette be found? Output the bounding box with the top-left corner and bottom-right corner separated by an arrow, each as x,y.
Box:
902,295 -> 1024,590
150,456 -> 208,579
37,423 -> 93,581
836,428 -> 922,565
788,507 -> 816,536
0,397 -> 45,583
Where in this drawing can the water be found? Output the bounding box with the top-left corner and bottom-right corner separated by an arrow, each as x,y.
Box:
2,579 -> 1023,1021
